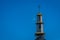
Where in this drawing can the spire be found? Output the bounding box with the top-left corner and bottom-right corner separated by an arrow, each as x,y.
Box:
35,5 -> 45,40
37,5 -> 42,16
38,5 -> 40,12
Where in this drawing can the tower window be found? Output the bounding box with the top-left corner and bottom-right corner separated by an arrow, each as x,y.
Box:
37,24 -> 41,32
37,16 -> 40,21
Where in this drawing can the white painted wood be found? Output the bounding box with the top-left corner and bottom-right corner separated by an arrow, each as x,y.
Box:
41,24 -> 43,32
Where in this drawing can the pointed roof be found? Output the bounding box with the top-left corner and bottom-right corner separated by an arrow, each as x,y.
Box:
37,5 -> 42,16
37,12 -> 42,16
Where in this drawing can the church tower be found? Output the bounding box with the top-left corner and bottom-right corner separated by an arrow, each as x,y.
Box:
35,6 -> 45,40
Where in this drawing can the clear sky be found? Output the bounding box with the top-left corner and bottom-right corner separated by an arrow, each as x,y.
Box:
0,0 -> 60,40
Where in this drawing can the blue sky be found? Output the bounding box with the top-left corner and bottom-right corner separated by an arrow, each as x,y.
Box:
0,0 -> 60,40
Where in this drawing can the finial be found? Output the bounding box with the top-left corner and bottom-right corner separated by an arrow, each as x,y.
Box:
38,5 -> 40,12
37,5 -> 42,16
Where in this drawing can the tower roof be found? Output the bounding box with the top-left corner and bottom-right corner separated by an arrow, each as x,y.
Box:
37,12 -> 42,16
37,5 -> 42,16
